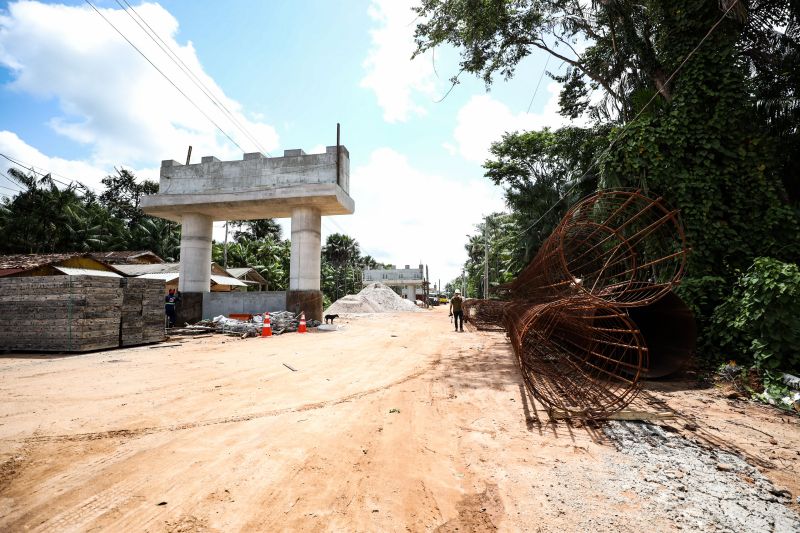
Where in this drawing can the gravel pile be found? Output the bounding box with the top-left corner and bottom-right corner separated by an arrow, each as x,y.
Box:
603,421 -> 800,532
325,282 -> 420,315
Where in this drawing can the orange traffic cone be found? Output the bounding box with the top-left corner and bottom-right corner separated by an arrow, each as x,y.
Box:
297,312 -> 307,333
261,312 -> 272,337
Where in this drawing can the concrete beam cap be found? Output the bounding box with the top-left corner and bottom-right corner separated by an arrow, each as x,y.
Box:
161,160 -> 183,168
284,149 -> 306,157
243,152 -> 266,160
201,156 -> 220,163
326,145 -> 350,157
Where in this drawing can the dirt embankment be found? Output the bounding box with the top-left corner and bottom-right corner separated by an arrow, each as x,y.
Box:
0,306 -> 798,531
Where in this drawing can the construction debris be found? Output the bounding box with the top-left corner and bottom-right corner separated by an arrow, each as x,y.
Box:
186,311 -> 322,337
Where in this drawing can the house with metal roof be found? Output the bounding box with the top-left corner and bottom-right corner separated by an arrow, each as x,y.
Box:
90,250 -> 164,265
225,267 -> 269,291
0,253 -> 124,278
113,262 -> 247,292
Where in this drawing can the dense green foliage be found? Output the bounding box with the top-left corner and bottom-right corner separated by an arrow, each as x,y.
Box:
321,233 -> 384,302
416,0 -> 800,372
0,168 -> 180,260
712,258 -> 800,373
212,236 -> 291,291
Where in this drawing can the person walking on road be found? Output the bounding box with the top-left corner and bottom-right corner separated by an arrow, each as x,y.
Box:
449,290 -> 464,332
165,288 -> 180,328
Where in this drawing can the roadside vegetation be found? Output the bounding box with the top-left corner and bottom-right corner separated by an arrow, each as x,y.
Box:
426,1 -> 799,395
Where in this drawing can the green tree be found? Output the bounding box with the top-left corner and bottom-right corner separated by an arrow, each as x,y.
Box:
322,233 -> 361,299
484,127 -> 604,266
0,169 -> 106,253
415,0 -> 800,366
212,237 -> 291,290
99,169 -> 159,227
230,218 -> 282,242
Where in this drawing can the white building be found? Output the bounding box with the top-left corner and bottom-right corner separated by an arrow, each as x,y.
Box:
362,264 -> 424,301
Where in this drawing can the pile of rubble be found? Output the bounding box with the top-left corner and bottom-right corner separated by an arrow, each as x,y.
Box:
171,311 -> 322,337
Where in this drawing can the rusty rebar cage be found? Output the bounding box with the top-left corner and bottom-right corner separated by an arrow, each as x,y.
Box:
464,190 -> 689,420
501,190 -> 687,306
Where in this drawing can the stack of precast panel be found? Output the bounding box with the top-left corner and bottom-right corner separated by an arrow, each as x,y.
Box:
0,276 -> 165,352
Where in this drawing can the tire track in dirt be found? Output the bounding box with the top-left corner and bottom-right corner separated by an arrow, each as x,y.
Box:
9,357 -> 443,445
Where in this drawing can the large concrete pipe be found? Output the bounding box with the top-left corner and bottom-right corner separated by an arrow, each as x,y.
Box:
627,291 -> 697,378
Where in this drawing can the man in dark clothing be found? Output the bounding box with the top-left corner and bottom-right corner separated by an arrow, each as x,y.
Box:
449,290 -> 464,332
165,288 -> 180,328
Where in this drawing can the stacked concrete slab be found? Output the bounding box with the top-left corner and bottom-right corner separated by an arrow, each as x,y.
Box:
0,276 -> 165,353
121,278 -> 166,346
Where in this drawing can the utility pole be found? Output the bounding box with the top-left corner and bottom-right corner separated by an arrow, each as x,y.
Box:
483,224 -> 489,299
461,268 -> 466,296
223,221 -> 229,268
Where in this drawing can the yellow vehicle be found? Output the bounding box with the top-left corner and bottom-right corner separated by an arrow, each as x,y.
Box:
438,295 -> 448,304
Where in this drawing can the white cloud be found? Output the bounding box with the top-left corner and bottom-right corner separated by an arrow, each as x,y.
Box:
360,0 -> 437,123
452,82 -> 575,164
324,147 -> 506,285
0,1 -> 279,172
0,130 -> 158,194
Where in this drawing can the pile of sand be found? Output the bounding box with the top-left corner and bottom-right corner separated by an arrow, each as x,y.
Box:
325,283 -> 420,315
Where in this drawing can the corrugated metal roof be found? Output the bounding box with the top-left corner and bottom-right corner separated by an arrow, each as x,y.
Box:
54,266 -> 122,277
138,272 -> 180,282
225,267 -> 252,277
116,263 -> 180,276
90,250 -> 164,264
210,275 -> 248,287
0,253 -> 86,270
134,273 -> 247,287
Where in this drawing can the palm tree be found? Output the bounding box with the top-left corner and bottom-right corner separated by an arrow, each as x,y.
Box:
322,233 -> 361,299
0,168 -> 101,253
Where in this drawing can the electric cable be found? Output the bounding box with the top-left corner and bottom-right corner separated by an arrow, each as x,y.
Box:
84,0 -> 249,155
116,0 -> 273,157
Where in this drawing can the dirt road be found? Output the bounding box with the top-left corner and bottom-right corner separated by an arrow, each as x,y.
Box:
1,306 -> 798,531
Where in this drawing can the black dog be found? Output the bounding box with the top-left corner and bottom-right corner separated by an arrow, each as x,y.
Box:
324,314 -> 339,324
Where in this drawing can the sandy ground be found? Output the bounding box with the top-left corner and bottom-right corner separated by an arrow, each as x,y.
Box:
0,306 -> 798,532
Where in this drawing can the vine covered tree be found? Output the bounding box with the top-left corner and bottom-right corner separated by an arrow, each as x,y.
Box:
416,0 -> 800,365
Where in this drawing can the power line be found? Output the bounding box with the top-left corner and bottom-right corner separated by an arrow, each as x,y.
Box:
0,152 -> 96,193
526,54 -> 551,113
494,0 -> 741,249
115,0 -> 273,157
84,0 -> 249,155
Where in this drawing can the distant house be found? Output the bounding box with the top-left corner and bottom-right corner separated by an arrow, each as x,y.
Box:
114,262 -> 247,293
226,267 -> 269,291
0,253 -> 124,278
362,264 -> 425,300
90,250 -> 164,265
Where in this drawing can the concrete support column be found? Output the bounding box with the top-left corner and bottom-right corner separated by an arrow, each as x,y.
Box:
289,207 -> 321,290
287,207 -> 323,321
179,213 -> 213,293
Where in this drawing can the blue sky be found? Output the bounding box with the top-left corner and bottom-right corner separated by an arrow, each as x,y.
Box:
0,0 -> 572,285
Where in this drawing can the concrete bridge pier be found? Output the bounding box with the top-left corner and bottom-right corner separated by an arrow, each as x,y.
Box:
287,206 -> 323,321
176,212 -> 213,324
142,146 -> 354,324
178,213 -> 213,293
